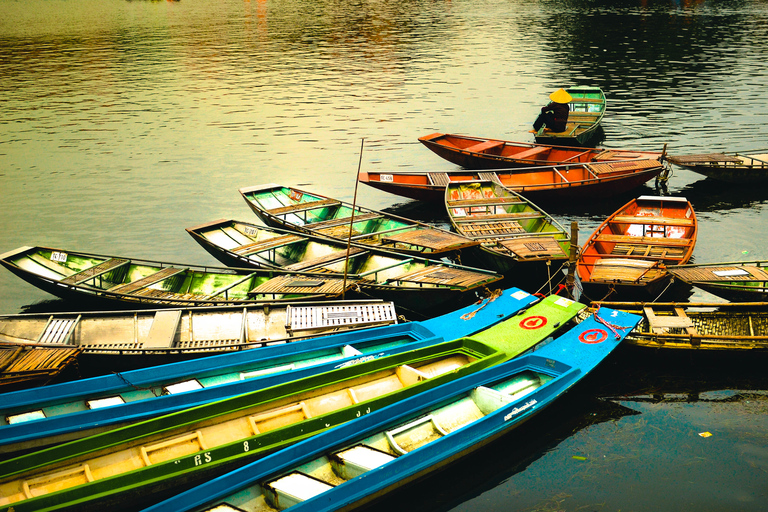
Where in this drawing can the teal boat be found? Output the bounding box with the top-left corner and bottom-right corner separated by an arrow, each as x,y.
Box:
0,246 -> 365,308
0,295 -> 585,511
445,180 -> 570,275
186,219 -> 502,314
238,184 -> 480,259
533,86 -> 606,147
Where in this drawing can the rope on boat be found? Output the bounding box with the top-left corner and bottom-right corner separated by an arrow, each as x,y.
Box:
112,371 -> 160,396
592,303 -> 634,339
460,287 -> 503,320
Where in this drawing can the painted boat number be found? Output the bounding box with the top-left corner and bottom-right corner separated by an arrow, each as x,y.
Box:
519,316 -> 547,329
380,174 -> 394,182
50,251 -> 68,262
579,329 -> 608,344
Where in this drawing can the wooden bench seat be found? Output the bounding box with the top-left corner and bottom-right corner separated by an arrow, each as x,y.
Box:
447,197 -> 525,208
283,247 -> 367,271
512,146 -> 550,160
464,140 -> 505,153
458,221 -> 525,238
108,267 -> 186,294
610,215 -> 694,227
232,235 -> 305,256
594,234 -> 691,246
307,212 -> 382,230
61,258 -> 130,285
453,212 -> 544,223
266,198 -> 340,216
611,244 -> 686,259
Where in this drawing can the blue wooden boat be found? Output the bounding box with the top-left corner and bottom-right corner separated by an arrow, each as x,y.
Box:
0,288 -> 541,457
141,306 -> 640,512
0,291 -> 585,512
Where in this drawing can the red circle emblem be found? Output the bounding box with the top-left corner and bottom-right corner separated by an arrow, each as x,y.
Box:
579,329 -> 608,344
519,316 -> 547,330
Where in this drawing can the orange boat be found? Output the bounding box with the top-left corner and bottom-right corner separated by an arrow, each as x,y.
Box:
418,133 -> 663,170
359,158 -> 668,203
577,195 -> 697,300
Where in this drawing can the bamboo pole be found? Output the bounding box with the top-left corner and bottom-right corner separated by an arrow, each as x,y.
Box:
343,138 -> 365,299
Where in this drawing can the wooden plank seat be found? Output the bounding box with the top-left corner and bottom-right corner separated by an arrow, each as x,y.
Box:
594,234 -> 692,246
587,159 -> 661,175
428,172 -> 450,186
511,146 -> 551,160
61,258 -> 130,285
610,215 -> 694,227
249,275 -> 353,296
386,265 -> 490,287
108,267 -> 186,294
498,236 -> 567,259
477,172 -> 502,184
283,247 -> 367,271
306,212 -> 383,230
611,244 -> 686,259
232,235 -> 305,256
452,212 -> 544,223
446,197 -> 526,208
458,221 -> 526,238
464,140 -> 505,153
266,198 -> 341,216
381,229 -> 471,251
589,258 -> 661,283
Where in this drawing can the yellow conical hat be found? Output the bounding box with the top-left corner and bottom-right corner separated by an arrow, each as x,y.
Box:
549,88 -> 573,104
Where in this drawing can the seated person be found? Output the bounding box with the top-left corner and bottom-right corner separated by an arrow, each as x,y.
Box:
532,88 -> 572,132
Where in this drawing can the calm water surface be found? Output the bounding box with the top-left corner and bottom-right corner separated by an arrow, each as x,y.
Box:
1,0 -> 768,510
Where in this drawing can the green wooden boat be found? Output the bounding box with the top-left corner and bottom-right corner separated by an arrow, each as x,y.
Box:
667,260 -> 768,302
0,246 -> 366,308
445,180 -> 570,275
533,86 -> 606,147
667,150 -> 768,184
0,295 -> 585,512
186,219 -> 502,313
238,184 -> 480,259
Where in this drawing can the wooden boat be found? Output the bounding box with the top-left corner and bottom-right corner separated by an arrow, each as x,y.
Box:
238,184 -> 480,259
667,150 -> 768,183
577,196 -> 697,300
358,159 -> 668,203
0,288 -> 540,456
667,260 -> 768,302
140,306 -> 640,512
594,301 -> 768,351
444,180 -> 570,275
0,301 -> 397,370
186,219 -> 502,313
0,294 -> 586,512
419,132 -> 662,170
0,245 -> 371,309
0,345 -> 81,391
533,86 -> 606,147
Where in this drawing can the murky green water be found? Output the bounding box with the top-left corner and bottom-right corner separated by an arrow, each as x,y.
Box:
2,0 -> 767,509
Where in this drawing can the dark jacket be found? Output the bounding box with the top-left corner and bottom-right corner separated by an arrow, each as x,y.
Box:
534,102 -> 570,132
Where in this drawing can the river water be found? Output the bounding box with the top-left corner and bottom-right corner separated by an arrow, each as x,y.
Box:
1,0 -> 767,510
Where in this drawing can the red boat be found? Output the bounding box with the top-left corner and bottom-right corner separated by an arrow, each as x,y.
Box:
359,158 -> 668,203
418,133 -> 663,170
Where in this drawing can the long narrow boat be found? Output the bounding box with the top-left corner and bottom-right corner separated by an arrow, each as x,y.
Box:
594,301 -> 768,351
577,196 -> 697,300
358,159 -> 668,203
667,150 -> 768,183
0,288 -> 540,456
444,180 -> 570,276
0,346 -> 81,391
533,86 -> 606,147
0,300 -> 397,371
0,294 -> 587,512
140,305 -> 640,512
186,219 -> 502,312
238,184 -> 480,259
419,132 -> 663,170
667,260 -> 768,302
0,246 -> 370,308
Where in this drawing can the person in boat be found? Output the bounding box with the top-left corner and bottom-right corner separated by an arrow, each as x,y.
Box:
532,88 -> 572,132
